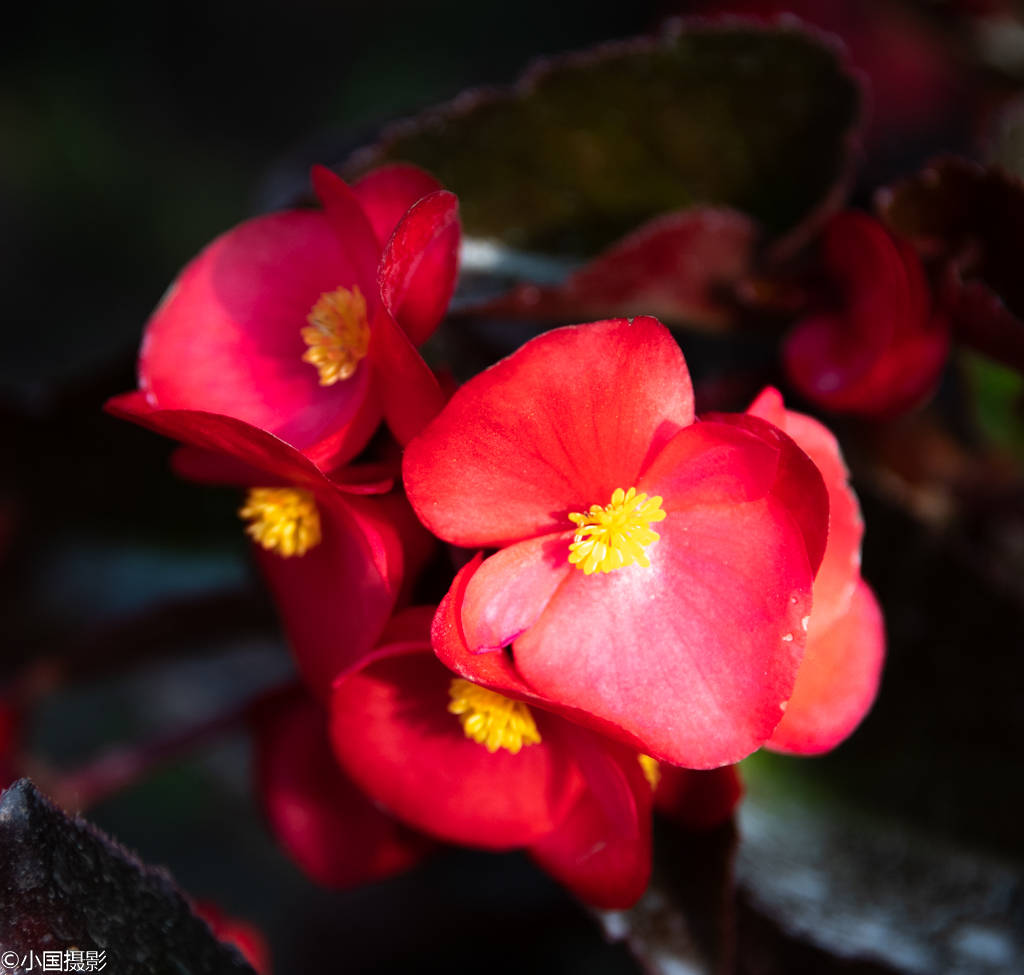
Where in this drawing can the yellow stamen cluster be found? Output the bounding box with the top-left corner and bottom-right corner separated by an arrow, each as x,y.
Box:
301,285 -> 370,385
568,487 -> 666,574
239,488 -> 321,557
447,678 -> 541,754
638,754 -> 661,790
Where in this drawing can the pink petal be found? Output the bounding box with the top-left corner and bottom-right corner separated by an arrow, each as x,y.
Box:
748,387 -> 863,627
766,579 -> 885,755
353,164 -> 443,247
697,412 -> 830,577
512,499 -> 814,769
329,648 -> 585,849
377,189 -> 460,346
403,317 -> 695,547
461,534 -> 573,651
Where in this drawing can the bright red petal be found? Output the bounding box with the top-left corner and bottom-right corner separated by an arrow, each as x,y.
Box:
370,306 -> 448,446
310,165 -> 381,299
137,209 -> 381,467
403,317 -> 695,548
329,647 -> 585,849
783,211 -> 948,416
512,499 -> 813,769
766,579 -> 885,755
378,189 -> 460,346
529,733 -> 652,909
352,164 -> 443,248
105,393 -> 322,487
654,764 -> 743,831
256,492 -> 404,699
251,688 -> 430,889
697,412 -> 830,577
433,557 -> 647,746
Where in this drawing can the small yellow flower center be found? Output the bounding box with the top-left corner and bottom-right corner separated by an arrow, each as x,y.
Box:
239,488 -> 321,557
301,285 -> 370,385
568,486 -> 666,575
447,678 -> 541,754
638,754 -> 661,790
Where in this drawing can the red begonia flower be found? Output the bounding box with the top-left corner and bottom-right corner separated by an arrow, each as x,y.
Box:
251,686 -> 431,890
405,317 -> 829,769
328,606 -> 654,908
783,211 -> 949,417
194,902 -> 272,974
748,387 -> 885,754
109,164 -> 458,473
103,394 -> 423,695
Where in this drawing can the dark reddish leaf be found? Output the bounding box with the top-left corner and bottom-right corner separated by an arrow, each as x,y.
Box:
474,207 -> 758,330
0,779 -> 256,973
346,20 -> 862,254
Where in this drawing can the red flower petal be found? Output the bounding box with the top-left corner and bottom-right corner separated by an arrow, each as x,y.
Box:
434,557 -> 646,746
766,579 -> 885,755
310,165 -> 382,300
377,189 -> 460,346
697,411 -> 831,577
529,734 -> 653,909
403,317 -> 695,547
370,306 -> 448,446
460,534 -> 572,651
137,209 -> 380,467
352,164 -> 443,246
748,387 -> 863,626
329,647 -> 585,849
511,499 -> 814,769
256,492 -> 405,699
251,688 -> 430,889
105,393 -> 324,488
783,211 -> 949,416
654,765 -> 743,831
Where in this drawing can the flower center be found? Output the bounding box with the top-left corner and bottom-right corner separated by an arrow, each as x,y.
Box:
301,285 -> 370,385
239,488 -> 321,557
447,678 -> 541,754
568,487 -> 666,575
638,754 -> 661,790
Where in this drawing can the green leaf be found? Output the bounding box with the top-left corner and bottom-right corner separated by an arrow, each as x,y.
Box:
345,20 -> 863,254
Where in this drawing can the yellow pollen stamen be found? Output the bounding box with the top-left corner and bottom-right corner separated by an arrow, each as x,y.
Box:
239,487 -> 321,557
447,678 -> 541,754
638,754 -> 661,790
567,486 -> 666,575
301,285 -> 370,385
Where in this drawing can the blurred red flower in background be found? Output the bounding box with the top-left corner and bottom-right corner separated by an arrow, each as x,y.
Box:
783,211 -> 949,416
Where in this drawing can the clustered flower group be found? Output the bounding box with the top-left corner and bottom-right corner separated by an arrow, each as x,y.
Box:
109,165 -> 885,909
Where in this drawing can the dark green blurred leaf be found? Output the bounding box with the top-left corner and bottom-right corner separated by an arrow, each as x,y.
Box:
346,20 -> 862,254
962,351 -> 1024,456
0,779 -> 256,973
